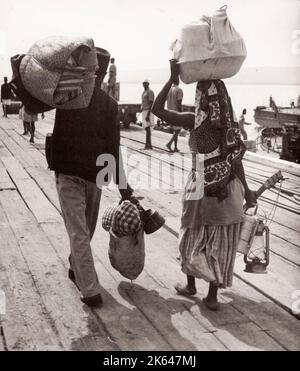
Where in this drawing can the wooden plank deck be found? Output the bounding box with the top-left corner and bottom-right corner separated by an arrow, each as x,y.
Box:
0,113 -> 299,351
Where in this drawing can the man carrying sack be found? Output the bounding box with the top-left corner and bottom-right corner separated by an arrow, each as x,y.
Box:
49,47 -> 133,308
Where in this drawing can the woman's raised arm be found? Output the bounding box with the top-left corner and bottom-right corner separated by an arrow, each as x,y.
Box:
152,60 -> 195,130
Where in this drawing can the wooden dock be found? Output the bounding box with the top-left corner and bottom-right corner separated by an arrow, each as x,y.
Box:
0,113 -> 300,351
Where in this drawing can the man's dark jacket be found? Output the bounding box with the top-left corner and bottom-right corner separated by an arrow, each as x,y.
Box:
51,85 -> 120,184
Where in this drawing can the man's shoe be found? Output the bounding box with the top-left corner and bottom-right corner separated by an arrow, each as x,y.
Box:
80,294 -> 103,308
174,148 -> 180,152
68,268 -> 76,283
68,268 -> 80,291
166,144 -> 172,152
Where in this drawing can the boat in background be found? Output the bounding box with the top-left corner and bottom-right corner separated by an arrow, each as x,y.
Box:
254,100 -> 300,163
254,106 -> 300,131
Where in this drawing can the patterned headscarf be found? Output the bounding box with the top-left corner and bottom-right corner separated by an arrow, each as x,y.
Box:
189,80 -> 245,201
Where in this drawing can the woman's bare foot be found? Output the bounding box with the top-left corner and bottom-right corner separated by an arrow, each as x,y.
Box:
203,297 -> 219,311
175,284 -> 197,296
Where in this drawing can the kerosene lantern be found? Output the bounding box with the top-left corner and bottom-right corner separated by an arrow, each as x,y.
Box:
238,170 -> 284,273
243,218 -> 270,273
237,214 -> 270,274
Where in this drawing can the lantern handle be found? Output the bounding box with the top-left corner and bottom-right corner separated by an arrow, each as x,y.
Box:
219,5 -> 228,11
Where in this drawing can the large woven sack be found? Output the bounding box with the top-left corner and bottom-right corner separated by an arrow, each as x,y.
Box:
171,6 -> 247,83
108,229 -> 145,280
19,36 -> 97,110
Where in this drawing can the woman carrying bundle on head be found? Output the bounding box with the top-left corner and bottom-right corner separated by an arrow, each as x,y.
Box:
152,60 -> 257,311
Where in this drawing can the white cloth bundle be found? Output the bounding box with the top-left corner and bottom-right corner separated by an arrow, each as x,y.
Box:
171,6 -> 247,83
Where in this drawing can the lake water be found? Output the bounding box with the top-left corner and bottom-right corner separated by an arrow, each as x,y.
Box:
119,83 -> 300,140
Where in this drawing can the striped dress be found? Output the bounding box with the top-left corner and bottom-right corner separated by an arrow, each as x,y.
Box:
179,170 -> 245,288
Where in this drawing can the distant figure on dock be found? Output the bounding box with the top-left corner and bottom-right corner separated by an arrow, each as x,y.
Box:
269,95 -> 278,113
1,77 -> 13,118
238,108 -> 251,140
290,99 -> 295,109
166,77 -> 183,152
48,47 -> 133,308
141,79 -> 155,150
297,94 -> 300,108
107,58 -> 117,98
152,60 -> 257,311
18,105 -> 42,143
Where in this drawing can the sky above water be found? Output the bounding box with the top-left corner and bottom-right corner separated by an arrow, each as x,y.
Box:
0,0 -> 300,78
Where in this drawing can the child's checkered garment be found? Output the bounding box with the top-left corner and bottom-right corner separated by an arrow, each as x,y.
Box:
102,201 -> 141,237
102,206 -> 118,232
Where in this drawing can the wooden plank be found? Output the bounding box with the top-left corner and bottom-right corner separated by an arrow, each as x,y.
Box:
117,281 -> 228,351
0,157 -> 60,223
1,156 -> 29,181
0,190 -> 117,351
0,203 -> 64,350
244,152 -> 300,177
227,279 -> 300,351
0,128 -> 40,170
25,166 -> 61,211
269,234 -> 300,266
214,322 -> 284,351
15,178 -> 61,224
0,141 -> 12,158
8,128 -> 46,168
0,162 -> 15,190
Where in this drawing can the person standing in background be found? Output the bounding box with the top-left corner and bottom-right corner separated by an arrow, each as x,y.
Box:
19,105 -> 30,136
141,79 -> 155,150
107,58 -> 117,98
1,77 -> 13,117
166,78 -> 183,152
238,108 -> 251,141
19,105 -> 44,143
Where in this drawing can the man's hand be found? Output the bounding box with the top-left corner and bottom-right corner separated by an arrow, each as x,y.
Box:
170,59 -> 180,84
119,184 -> 134,201
245,189 -> 257,208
